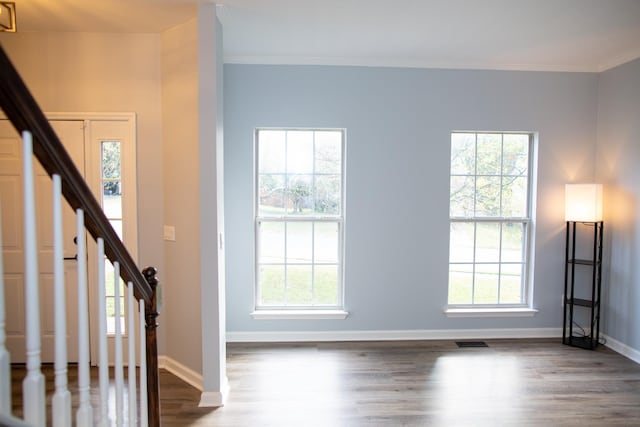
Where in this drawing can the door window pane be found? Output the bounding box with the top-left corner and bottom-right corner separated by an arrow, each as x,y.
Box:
101,140 -> 125,333
105,260 -> 125,335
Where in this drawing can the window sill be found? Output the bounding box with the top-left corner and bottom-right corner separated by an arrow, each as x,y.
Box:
444,307 -> 538,318
251,310 -> 349,320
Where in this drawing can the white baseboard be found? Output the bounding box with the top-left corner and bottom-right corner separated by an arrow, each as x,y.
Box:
199,392 -> 224,407
603,334 -> 640,364
226,327 -> 562,343
198,377 -> 230,407
158,355 -> 203,391
158,355 -> 230,407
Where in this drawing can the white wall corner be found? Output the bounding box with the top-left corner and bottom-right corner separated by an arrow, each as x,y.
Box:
603,334 -> 640,364
158,355 -> 203,391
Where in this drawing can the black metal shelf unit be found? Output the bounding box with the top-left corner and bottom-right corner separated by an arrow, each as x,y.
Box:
563,221 -> 603,349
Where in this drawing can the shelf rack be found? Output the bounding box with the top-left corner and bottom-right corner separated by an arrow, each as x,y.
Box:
563,221 -> 603,350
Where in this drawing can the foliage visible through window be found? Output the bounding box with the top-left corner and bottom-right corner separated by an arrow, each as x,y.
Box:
448,132 -> 532,305
101,141 -> 125,334
256,129 -> 344,308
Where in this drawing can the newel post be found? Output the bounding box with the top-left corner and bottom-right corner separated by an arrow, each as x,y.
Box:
142,267 -> 161,427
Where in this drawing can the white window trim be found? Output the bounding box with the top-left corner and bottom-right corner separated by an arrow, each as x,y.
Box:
444,307 -> 538,318
254,128 -> 347,314
447,131 -> 536,310
251,310 -> 349,320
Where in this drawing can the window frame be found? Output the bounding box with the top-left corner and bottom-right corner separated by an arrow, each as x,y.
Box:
254,128 -> 346,311
99,140 -> 126,336
447,131 -> 536,309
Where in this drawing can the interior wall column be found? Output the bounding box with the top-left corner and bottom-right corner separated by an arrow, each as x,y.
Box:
197,1 -> 228,406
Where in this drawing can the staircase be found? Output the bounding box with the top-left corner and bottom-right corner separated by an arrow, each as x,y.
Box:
0,45 -> 161,426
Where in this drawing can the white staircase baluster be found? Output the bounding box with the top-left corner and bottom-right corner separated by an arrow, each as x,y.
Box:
114,261 -> 124,426
128,282 -> 138,426
21,131 -> 46,427
75,209 -> 92,426
0,203 -> 11,416
51,175 -> 71,426
139,301 -> 148,427
97,238 -> 110,427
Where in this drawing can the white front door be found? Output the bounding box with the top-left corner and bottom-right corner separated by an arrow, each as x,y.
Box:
0,120 -> 84,363
1,115 -> 139,366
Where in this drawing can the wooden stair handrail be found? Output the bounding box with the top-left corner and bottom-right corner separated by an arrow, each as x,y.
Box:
0,44 -> 152,304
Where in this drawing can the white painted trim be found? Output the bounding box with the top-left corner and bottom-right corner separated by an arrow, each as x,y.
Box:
226,328 -> 561,343
251,310 -> 349,320
198,376 -> 230,408
158,356 -> 232,406
199,390 -> 226,407
223,55 -> 602,73
44,112 -> 137,123
158,355 -> 203,391
0,112 -> 137,122
603,334 -> 640,365
445,308 -> 539,318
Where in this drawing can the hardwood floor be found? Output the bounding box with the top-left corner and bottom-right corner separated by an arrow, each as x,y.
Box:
10,339 -> 640,426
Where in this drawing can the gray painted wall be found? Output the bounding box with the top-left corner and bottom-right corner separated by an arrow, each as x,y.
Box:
596,58 -> 640,351
224,64 -> 598,333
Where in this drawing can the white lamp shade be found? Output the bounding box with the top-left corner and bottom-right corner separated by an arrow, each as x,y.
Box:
565,184 -> 603,222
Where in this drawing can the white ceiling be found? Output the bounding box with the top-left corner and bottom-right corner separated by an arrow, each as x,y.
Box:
8,0 -> 640,72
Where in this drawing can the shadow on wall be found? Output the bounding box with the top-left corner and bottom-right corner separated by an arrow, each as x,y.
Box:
602,184 -> 637,344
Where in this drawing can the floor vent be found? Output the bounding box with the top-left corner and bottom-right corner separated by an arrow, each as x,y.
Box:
456,341 -> 489,348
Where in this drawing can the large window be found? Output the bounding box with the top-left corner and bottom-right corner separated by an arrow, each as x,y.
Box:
256,129 -> 345,309
448,132 -> 533,306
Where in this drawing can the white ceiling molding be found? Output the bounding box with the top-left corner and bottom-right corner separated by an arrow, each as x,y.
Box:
5,0 -> 640,72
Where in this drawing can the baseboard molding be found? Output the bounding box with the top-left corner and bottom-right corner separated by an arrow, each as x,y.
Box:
158,355 -> 203,391
226,327 -> 562,343
158,355 -> 230,407
199,391 -> 224,407
198,377 -> 230,407
603,334 -> 640,364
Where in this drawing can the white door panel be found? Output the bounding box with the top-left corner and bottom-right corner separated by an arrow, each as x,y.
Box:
0,120 -> 83,363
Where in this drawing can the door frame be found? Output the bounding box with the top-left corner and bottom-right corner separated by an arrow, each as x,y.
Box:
44,112 -> 139,366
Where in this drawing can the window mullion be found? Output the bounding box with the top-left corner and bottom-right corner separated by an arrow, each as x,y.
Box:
311,131 -> 316,306
472,222 -> 477,304
284,221 -> 288,305
497,134 -> 504,304
473,133 -> 478,217
498,222 -> 503,304
311,222 -> 316,306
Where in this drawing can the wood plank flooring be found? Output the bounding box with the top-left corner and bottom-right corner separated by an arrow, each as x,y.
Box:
10,339 -> 640,426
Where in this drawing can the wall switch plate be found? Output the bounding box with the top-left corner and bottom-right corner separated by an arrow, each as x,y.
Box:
163,225 -> 176,241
